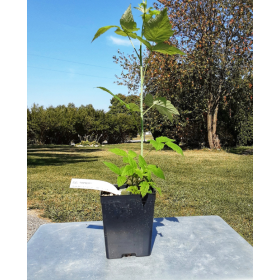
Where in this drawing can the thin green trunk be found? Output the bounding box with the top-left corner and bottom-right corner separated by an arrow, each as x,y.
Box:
140,66 -> 144,156
140,14 -> 144,156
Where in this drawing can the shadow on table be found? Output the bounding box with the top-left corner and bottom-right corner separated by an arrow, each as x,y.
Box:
86,217 -> 179,253
87,225 -> 103,230
151,217 -> 179,252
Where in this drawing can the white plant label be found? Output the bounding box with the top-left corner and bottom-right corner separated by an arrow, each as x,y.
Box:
70,178 -> 121,195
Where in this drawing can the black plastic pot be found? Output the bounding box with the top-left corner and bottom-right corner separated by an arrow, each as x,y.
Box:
100,185 -> 155,259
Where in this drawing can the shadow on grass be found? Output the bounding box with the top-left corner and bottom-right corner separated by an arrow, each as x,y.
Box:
27,152 -> 99,167
28,146 -> 102,154
226,146 -> 253,155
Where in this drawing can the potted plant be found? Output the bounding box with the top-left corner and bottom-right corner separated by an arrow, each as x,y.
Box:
92,0 -> 185,259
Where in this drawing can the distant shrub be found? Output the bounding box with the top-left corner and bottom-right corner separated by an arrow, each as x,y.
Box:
75,140 -> 99,147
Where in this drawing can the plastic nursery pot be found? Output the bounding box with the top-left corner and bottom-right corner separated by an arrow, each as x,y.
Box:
100,185 -> 156,259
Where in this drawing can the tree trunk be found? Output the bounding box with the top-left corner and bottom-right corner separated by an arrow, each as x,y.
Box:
212,105 -> 221,149
207,101 -> 221,149
207,102 -> 214,149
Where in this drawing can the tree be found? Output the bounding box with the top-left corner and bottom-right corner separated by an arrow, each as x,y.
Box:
27,108 -> 37,144
27,104 -> 51,144
154,0 -> 253,148
106,113 -> 139,144
217,70 -> 253,146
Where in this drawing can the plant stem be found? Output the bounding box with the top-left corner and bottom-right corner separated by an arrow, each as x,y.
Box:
143,103 -> 155,115
144,147 -> 153,159
140,11 -> 146,157
128,36 -> 140,60
140,65 -> 144,157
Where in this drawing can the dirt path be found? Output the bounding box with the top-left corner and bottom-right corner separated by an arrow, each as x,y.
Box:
27,209 -> 52,242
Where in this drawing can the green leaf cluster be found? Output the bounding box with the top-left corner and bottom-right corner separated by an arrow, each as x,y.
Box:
92,1 -> 186,56
103,136 -> 183,197
103,147 -> 167,197
148,136 -> 183,156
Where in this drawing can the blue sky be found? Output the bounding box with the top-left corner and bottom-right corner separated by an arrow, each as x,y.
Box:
28,0 -> 156,111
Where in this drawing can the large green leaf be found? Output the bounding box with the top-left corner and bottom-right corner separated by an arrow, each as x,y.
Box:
109,148 -> 127,157
149,139 -> 164,151
138,155 -> 147,169
128,150 -> 137,158
152,42 -> 186,55
128,103 -> 140,112
103,162 -> 121,175
154,100 -> 179,121
96,87 -> 130,109
155,97 -> 167,106
154,100 -> 179,115
120,4 -> 139,32
121,165 -> 135,176
120,166 -> 125,173
143,8 -> 174,43
165,141 -> 184,156
128,157 -> 137,169
117,176 -> 127,187
92,25 -> 119,42
147,165 -> 165,179
123,156 -> 129,163
144,93 -> 153,107
156,106 -> 172,121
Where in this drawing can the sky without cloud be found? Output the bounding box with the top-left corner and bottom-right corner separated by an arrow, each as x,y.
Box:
28,0 -> 149,111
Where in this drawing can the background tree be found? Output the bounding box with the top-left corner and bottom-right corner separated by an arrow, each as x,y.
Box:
217,69 -> 253,146
27,102 -> 140,145
27,107 -> 37,144
154,0 -> 253,148
107,94 -> 140,143
27,104 -> 51,144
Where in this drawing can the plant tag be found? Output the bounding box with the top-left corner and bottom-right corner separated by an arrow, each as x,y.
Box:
70,178 -> 121,195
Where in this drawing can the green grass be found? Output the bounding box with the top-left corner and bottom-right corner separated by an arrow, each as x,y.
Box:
27,143 -> 253,245
226,146 -> 253,155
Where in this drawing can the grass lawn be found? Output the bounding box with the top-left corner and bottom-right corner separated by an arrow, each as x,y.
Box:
27,143 -> 253,245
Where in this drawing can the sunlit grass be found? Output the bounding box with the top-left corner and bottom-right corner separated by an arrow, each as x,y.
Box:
27,143 -> 253,245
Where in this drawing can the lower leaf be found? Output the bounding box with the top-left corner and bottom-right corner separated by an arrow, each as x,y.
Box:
127,186 -> 140,194
117,176 -> 127,187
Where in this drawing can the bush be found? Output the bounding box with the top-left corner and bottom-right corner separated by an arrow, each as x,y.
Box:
76,141 -> 99,146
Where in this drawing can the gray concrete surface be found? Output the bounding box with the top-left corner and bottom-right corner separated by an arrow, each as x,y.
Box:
27,216 -> 253,280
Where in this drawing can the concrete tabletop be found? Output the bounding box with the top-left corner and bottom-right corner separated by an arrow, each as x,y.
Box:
27,215 -> 253,280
